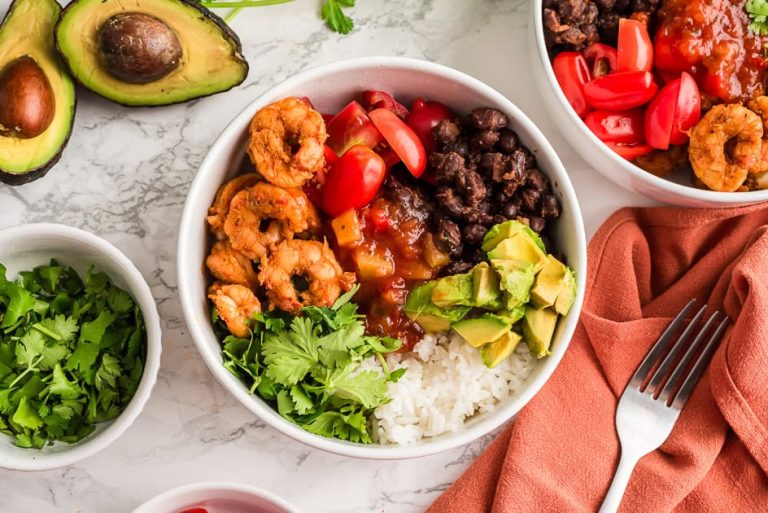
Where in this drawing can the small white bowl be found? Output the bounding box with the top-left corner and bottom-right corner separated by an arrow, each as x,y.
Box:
0,223 -> 162,471
178,56 -> 587,459
132,482 -> 301,513
529,0 -> 768,207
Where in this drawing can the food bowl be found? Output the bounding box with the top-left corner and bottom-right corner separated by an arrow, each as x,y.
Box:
0,223 -> 162,471
529,0 -> 768,207
177,56 -> 587,459
132,482 -> 301,513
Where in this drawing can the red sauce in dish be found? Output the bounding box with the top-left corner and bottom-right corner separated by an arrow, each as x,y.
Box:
655,0 -> 767,103
332,196 -> 445,352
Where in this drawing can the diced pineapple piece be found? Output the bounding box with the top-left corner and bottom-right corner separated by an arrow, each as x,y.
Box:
331,209 -> 363,248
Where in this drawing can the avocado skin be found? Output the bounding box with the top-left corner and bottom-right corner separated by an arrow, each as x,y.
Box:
54,0 -> 249,107
0,0 -> 77,186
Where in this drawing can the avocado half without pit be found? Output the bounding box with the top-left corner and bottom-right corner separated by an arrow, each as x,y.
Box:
0,0 -> 76,185
55,0 -> 249,106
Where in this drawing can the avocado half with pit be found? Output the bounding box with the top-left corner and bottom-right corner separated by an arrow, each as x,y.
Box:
55,0 -> 249,107
0,0 -> 76,185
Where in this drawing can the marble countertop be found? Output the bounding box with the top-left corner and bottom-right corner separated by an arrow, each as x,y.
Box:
0,0 -> 656,511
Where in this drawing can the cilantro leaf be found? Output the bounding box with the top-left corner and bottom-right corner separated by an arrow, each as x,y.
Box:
748,0 -> 768,34
1,285 -> 35,330
12,397 -> 43,430
47,365 -> 81,400
328,367 -> 389,408
321,0 -> 355,35
263,325 -> 318,387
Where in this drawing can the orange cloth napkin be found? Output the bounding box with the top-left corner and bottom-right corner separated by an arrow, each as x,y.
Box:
429,205 -> 768,513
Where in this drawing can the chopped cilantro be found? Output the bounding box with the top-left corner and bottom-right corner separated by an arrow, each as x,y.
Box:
321,0 -> 355,34
747,0 -> 768,35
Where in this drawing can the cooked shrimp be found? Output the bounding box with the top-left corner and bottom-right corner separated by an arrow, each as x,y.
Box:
633,145 -> 689,178
247,98 -> 327,188
259,239 -> 356,313
206,240 -> 259,289
209,283 -> 262,338
207,174 -> 262,239
688,104 -> 763,192
747,96 -> 768,175
224,182 -> 321,260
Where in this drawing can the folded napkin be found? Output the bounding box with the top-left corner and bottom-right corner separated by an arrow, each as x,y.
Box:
429,205 -> 768,513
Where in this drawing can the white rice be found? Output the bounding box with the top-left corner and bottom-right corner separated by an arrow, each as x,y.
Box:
370,333 -> 537,445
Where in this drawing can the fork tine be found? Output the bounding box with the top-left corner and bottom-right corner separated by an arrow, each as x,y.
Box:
629,299 -> 697,389
657,311 -> 720,404
643,303 -> 708,393
670,317 -> 730,410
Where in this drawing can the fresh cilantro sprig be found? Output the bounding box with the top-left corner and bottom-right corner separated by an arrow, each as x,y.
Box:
747,0 -> 768,35
0,261 -> 146,448
321,0 -> 356,35
214,285 -> 403,443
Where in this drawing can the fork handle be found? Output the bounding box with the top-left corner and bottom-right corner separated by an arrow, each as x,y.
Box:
598,450 -> 641,513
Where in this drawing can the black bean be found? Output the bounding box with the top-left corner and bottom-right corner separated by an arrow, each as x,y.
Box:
528,216 -> 546,233
497,129 -> 519,153
433,120 -> 461,146
501,202 -> 519,219
457,168 -> 487,205
462,224 -> 488,245
479,152 -> 507,182
521,188 -> 541,212
468,108 -> 508,131
540,194 -> 561,218
470,130 -> 500,151
442,261 -> 474,276
434,218 -> 463,257
430,152 -> 465,183
526,169 -> 551,192
436,187 -> 465,219
443,140 -> 469,157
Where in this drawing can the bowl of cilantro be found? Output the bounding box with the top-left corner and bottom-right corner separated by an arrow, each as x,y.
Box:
0,223 -> 161,471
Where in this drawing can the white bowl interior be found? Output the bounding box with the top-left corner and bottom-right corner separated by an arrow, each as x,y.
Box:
178,57 -> 587,459
529,0 -> 768,207
0,224 -> 162,471
132,482 -> 300,513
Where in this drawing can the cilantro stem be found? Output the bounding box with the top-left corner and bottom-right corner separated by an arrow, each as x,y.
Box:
8,355 -> 43,389
32,324 -> 61,341
224,7 -> 244,22
200,0 -> 295,8
375,352 -> 390,379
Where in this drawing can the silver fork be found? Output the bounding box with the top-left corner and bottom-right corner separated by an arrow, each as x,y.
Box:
598,299 -> 730,513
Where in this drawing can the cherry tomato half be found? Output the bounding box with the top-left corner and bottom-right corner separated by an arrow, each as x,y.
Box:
322,145 -> 387,217
584,109 -> 645,145
368,108 -> 427,178
616,18 -> 653,73
362,90 -> 409,118
405,99 -> 455,152
552,52 -> 592,118
604,142 -> 653,160
326,101 -> 383,156
583,71 -> 658,111
583,43 -> 617,78
645,72 -> 701,150
653,25 -> 695,73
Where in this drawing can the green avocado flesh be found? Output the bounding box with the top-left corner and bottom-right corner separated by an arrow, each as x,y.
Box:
55,0 -> 248,106
0,0 -> 75,184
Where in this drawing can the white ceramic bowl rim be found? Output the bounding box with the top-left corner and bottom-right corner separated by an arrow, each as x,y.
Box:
531,0 -> 768,204
131,481 -> 301,513
178,56 -> 587,459
0,223 -> 162,471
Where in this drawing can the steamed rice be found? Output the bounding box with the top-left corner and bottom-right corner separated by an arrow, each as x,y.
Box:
371,333 -> 537,445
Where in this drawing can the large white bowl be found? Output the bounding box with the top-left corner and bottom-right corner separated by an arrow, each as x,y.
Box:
530,0 -> 768,207
132,482 -> 300,513
0,224 -> 162,471
178,56 -> 587,459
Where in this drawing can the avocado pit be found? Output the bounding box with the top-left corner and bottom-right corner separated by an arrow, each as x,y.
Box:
97,12 -> 182,84
0,56 -> 56,139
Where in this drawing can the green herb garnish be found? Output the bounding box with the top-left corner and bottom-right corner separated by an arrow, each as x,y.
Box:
747,0 -> 768,35
216,285 -> 402,443
321,0 -> 355,35
0,261 -> 145,448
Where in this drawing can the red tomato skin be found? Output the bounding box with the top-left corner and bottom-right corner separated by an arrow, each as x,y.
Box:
583,43 -> 617,77
644,79 -> 681,150
368,108 -> 427,178
362,90 -> 409,118
326,101 -> 384,156
583,71 -> 658,111
617,18 -> 654,72
322,145 -> 387,217
605,142 -> 654,160
405,99 -> 455,152
179,509 -> 208,513
670,72 -> 701,146
584,109 -> 645,145
552,52 -> 592,118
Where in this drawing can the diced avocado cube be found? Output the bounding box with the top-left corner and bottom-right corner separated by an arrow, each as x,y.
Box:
522,306 -> 558,359
482,220 -> 546,252
530,255 -> 567,308
487,236 -> 547,273
452,314 -> 512,348
496,304 -> 526,325
404,282 -> 471,333
482,330 -> 523,368
554,267 -> 577,316
431,273 -> 474,308
491,259 -> 535,310
471,262 -> 501,308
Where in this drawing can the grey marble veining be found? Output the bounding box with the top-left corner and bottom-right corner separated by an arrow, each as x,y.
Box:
0,0 -> 650,511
